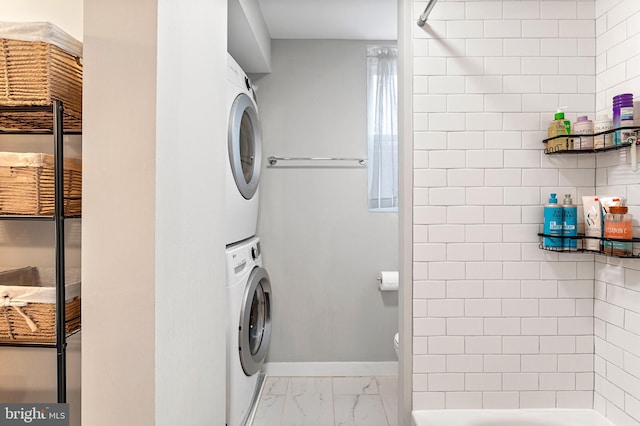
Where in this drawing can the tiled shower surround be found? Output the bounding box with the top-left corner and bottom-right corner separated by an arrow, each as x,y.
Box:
410,0 -> 640,424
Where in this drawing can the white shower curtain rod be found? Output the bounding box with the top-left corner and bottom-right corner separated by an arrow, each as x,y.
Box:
417,0 -> 438,27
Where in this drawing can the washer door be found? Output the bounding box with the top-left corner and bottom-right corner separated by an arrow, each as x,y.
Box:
228,93 -> 262,200
239,266 -> 272,376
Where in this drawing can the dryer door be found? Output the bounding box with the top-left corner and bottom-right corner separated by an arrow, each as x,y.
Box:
239,266 -> 272,376
228,93 -> 262,200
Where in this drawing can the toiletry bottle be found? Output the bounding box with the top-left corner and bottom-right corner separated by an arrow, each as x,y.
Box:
573,116 -> 594,150
562,194 -> 578,250
582,196 -> 602,252
543,193 -> 563,249
594,115 -> 613,148
547,109 -> 571,151
604,205 -> 633,256
620,94 -> 635,144
613,93 -> 634,145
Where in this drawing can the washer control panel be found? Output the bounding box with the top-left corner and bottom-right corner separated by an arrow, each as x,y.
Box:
251,241 -> 261,260
226,237 -> 262,282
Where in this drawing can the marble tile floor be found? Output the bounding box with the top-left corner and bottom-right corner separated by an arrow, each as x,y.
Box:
251,376 -> 398,426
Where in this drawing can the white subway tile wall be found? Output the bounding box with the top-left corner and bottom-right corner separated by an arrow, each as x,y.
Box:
411,0 -> 640,424
592,0 -> 640,424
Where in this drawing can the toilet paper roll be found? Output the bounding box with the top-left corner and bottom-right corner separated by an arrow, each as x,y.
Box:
378,271 -> 399,291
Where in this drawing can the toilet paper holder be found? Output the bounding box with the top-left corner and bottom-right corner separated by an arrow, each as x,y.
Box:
377,271 -> 399,291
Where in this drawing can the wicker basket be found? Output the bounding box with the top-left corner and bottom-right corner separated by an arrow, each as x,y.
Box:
0,267 -> 80,343
0,151 -> 81,216
0,38 -> 82,131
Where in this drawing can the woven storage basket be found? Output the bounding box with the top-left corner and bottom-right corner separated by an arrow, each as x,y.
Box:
0,267 -> 80,343
0,38 -> 82,131
0,151 -> 81,215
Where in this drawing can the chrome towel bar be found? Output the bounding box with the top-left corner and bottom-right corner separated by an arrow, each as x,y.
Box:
267,156 -> 367,166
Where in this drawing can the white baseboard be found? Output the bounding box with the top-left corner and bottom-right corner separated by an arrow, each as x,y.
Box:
263,361 -> 398,377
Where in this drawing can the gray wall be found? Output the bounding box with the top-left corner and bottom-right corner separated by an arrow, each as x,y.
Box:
254,39 -> 398,362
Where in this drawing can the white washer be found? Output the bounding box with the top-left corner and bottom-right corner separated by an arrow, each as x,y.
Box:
226,237 -> 272,426
226,53 -> 262,245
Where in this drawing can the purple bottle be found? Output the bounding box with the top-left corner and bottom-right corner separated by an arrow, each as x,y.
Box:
613,93 -> 634,145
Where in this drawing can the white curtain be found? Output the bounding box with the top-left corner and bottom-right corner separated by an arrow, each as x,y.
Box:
367,46 -> 398,211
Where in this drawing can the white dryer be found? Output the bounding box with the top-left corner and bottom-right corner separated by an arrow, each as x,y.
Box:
226,53 -> 262,245
226,237 -> 272,426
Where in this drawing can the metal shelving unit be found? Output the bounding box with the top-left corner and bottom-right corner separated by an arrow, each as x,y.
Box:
542,126 -> 640,154
540,127 -> 640,259
537,233 -> 640,258
0,100 -> 79,403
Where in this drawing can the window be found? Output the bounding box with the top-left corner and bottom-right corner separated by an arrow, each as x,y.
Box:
367,45 -> 398,212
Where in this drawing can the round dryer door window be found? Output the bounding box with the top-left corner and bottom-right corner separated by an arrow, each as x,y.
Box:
229,93 -> 262,200
239,267 -> 272,376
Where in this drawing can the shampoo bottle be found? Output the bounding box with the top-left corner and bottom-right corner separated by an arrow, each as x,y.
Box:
562,194 -> 578,250
543,193 -> 563,249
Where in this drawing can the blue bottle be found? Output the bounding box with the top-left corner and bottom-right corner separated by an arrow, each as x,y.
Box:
543,193 -> 563,249
562,194 -> 578,250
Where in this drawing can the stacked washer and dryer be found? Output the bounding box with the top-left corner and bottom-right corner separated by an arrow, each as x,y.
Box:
225,53 -> 272,426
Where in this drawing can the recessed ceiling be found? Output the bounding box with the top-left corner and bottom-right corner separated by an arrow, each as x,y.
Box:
257,0 -> 397,40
